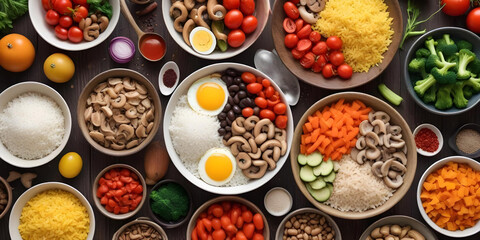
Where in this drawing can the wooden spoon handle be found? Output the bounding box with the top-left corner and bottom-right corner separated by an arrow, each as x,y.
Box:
119,0 -> 145,37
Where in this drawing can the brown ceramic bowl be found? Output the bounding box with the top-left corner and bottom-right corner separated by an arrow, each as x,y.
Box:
112,217 -> 168,240
271,0 -> 403,89
0,176 -> 12,220
186,196 -> 270,239
290,92 -> 416,219
77,68 -> 162,156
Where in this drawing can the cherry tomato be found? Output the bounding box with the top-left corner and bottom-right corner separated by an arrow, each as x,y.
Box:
297,24 -> 312,39
322,63 -> 335,78
54,0 -> 73,15
246,83 -> 263,94
252,233 -> 264,240
273,103 -> 287,115
212,218 -> 222,230
283,2 -> 299,19
68,26 -> 83,43
291,48 -> 305,59
227,30 -> 246,47
284,34 -> 298,49
242,210 -> 253,223
329,51 -> 345,66
73,0 -> 88,6
59,15 -> 73,28
223,0 -> 240,10
467,8 -> 480,33
243,223 -> 255,238
261,79 -> 270,88
275,115 -> 288,129
259,109 -> 275,121
252,213 -> 264,230
242,107 -> 254,117
326,36 -> 342,50
300,52 -> 315,69
242,15 -> 257,34
45,10 -> 60,26
296,39 -> 312,52
73,6 -> 88,23
236,231 -> 247,240
241,72 -> 256,83
240,0 -> 255,15
224,9 -> 243,30
264,86 -> 275,98
295,19 -> 304,33
337,63 -> 353,79
42,0 -> 53,10
312,41 -> 328,55
212,229 -> 226,240
312,54 -> 327,73
441,0 -> 470,16
55,25 -> 68,40
309,31 -> 321,43
283,18 -> 296,33
255,97 -> 268,108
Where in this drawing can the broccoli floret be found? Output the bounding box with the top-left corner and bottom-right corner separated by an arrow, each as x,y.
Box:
465,76 -> 480,92
414,74 -> 436,97
437,34 -> 458,57
457,40 -> 473,51
464,85 -> 474,99
408,58 -> 428,78
435,84 -> 453,110
425,38 -> 438,56
452,81 -> 469,108
430,52 -> 457,84
457,49 -> 477,80
422,83 -> 438,103
468,58 -> 480,75
448,54 -> 459,72
416,48 -> 431,58
149,183 -> 189,222
426,54 -> 440,72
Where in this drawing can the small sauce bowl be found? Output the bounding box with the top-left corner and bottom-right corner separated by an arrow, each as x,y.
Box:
413,123 -> 443,157
448,123 -> 480,158
264,187 -> 292,217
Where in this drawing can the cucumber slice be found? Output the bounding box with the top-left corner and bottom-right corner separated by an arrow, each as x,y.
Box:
326,183 -> 333,192
319,159 -> 334,176
323,171 -> 336,183
297,154 -> 308,165
313,164 -> 322,176
306,152 -> 323,167
333,161 -> 340,172
309,177 -> 326,190
300,166 -> 317,182
306,184 -> 332,202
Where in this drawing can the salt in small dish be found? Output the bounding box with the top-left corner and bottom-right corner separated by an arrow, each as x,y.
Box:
413,123 -> 443,157
448,123 -> 480,158
264,187 -> 292,216
158,61 -> 180,96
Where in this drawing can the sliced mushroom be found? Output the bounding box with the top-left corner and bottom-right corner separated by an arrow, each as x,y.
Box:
260,139 -> 282,152
390,139 -> 405,149
356,149 -> 367,164
356,136 -> 366,149
371,119 -> 386,134
111,143 -> 125,150
118,124 -> 135,140
90,131 -> 105,143
392,152 -> 407,165
181,19 -> 195,46
79,17 -> 92,30
232,117 -> 246,135
184,0 -> 195,10
236,152 -> 252,169
253,119 -> 275,139
365,131 -> 380,147
371,161 -> 384,178
248,147 -> 262,159
373,111 -> 390,123
190,6 -> 210,29
244,115 -> 259,130
262,149 -> 276,170
170,1 -> 188,32
84,106 -> 93,121
112,94 -> 127,108
123,77 -> 135,90
98,15 -> 109,32
350,147 -> 360,160
126,139 -> 139,149
84,23 -> 100,41
390,160 -> 407,175
298,6 -> 318,24
95,82 -> 108,93
101,106 -> 113,118
207,0 -> 226,21
359,120 -> 374,135
108,77 -> 122,86
242,160 -> 268,179
384,175 -> 403,189
307,0 -> 325,12
255,133 -> 267,145
248,138 -> 257,155
388,125 -> 402,135
125,91 -> 140,99
113,113 -> 131,124
381,159 -> 394,177
226,136 -> 251,152
366,147 -> 381,160
135,125 -> 147,138
273,147 -> 281,162
91,111 -> 102,127
100,119 -> 115,136
388,170 -> 399,179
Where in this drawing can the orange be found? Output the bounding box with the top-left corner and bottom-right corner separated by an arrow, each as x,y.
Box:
0,33 -> 35,72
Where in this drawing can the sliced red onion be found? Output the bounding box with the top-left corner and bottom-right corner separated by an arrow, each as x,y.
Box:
109,37 -> 135,64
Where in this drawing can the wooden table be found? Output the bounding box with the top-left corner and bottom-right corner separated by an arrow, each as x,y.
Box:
1,0 -> 479,239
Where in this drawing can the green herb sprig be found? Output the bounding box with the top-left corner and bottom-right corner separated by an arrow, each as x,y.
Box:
87,0 -> 113,19
0,0 -> 28,32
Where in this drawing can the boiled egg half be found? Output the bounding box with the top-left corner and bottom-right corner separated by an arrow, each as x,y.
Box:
190,27 -> 216,55
198,148 -> 236,186
187,75 -> 228,115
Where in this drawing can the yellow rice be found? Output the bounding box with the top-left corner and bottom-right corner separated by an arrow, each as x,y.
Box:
313,0 -> 394,72
18,189 -> 90,240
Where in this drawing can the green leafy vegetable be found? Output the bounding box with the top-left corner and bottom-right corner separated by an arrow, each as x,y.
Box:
0,0 -> 28,32
150,183 -> 189,222
399,0 -> 444,49
87,0 -> 113,19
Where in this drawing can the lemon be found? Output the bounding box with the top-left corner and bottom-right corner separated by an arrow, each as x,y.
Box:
58,152 -> 83,178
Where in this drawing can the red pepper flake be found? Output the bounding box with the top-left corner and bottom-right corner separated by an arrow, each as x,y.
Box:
415,128 -> 439,152
163,69 -> 177,88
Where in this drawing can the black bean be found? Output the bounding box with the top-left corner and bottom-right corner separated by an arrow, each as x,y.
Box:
225,76 -> 234,85
247,92 -> 256,98
227,110 -> 235,120
223,132 -> 232,140
224,103 -> 232,112
218,112 -> 226,120
225,126 -> 231,132
220,120 -> 227,128
237,90 -> 247,99
228,96 -> 234,105
228,85 -> 240,92
229,91 -> 236,97
234,76 -> 242,84
233,105 -> 242,114
240,98 -> 251,108
239,83 -> 246,90
226,69 -> 238,77
239,102 -> 246,109
254,106 -> 260,116
218,128 -> 226,136
221,75 -> 228,83
246,98 -> 255,107
233,95 -> 240,104
226,118 -> 232,125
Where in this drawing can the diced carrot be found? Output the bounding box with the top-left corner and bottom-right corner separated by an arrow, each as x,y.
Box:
304,122 -> 313,133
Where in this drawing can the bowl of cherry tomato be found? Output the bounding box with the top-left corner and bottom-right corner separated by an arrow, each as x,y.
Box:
162,0 -> 269,59
29,0 -> 120,51
186,196 -> 269,240
92,164 -> 146,220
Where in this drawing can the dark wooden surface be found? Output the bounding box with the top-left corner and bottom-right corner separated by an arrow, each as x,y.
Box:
1,0 -> 479,239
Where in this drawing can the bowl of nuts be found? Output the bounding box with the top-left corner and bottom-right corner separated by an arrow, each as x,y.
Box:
0,176 -> 12,220
359,215 -> 437,240
275,208 -> 341,240
77,68 -> 162,156
112,217 -> 167,240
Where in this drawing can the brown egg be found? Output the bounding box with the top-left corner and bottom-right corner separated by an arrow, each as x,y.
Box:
144,141 -> 170,185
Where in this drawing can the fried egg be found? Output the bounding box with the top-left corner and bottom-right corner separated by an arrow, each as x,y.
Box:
198,148 -> 236,186
187,76 -> 228,116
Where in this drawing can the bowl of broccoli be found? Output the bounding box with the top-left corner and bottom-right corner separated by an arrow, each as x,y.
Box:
404,27 -> 480,115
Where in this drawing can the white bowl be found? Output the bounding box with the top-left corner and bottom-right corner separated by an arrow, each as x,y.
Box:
163,63 -> 294,195
9,182 -> 96,240
413,123 -> 443,157
417,156 -> 480,238
162,0 -> 270,59
264,187 -> 292,216
29,0 -> 120,51
0,82 -> 72,168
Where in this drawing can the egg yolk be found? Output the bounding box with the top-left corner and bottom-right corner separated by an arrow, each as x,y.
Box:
205,153 -> 233,181
192,30 -> 213,52
196,82 -> 225,110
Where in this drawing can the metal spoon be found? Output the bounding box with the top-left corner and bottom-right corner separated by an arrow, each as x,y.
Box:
120,0 -> 166,62
254,49 -> 300,106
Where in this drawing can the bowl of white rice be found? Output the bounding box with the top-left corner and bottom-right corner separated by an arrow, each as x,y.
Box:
163,63 -> 294,195
0,82 -> 71,168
